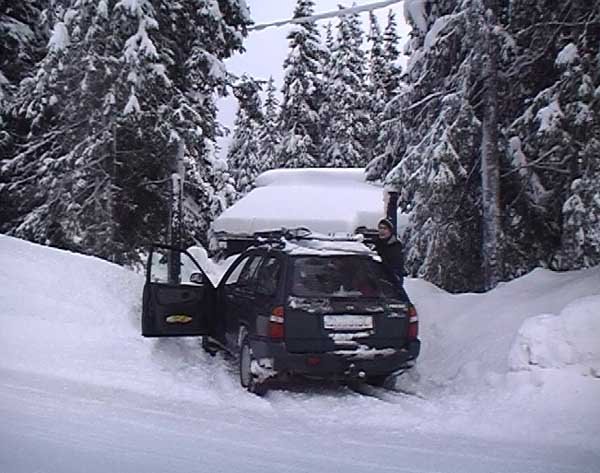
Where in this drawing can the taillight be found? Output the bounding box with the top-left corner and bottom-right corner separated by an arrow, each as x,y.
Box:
268,306 -> 285,339
407,305 -> 419,340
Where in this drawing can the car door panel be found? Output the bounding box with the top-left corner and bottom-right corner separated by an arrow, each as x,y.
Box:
252,255 -> 284,339
219,253 -> 263,348
142,245 -> 215,337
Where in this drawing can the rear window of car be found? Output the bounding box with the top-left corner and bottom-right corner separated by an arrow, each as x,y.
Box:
290,256 -> 398,298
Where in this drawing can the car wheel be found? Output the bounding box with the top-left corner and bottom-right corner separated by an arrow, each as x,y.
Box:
201,336 -> 218,356
239,335 -> 267,396
366,374 -> 390,388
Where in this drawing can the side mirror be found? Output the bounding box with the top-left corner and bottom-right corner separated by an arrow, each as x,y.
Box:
189,272 -> 205,284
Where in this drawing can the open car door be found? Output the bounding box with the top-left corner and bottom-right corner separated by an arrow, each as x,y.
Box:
142,245 -> 216,337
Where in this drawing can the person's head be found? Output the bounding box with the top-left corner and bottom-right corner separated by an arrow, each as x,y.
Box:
377,218 -> 394,240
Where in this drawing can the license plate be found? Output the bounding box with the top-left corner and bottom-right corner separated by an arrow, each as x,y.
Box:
323,315 -> 373,330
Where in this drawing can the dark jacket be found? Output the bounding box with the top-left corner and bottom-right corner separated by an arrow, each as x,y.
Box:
375,236 -> 405,285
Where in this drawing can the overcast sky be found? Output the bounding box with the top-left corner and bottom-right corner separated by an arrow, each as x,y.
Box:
216,0 -> 412,156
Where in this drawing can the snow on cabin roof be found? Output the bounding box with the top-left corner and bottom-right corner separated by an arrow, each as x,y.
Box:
212,168 -> 402,236
254,168 -> 369,187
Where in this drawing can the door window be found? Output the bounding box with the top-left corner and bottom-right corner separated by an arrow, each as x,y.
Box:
224,256 -> 251,286
224,255 -> 262,287
149,247 -> 204,285
256,257 -> 282,296
237,256 -> 262,287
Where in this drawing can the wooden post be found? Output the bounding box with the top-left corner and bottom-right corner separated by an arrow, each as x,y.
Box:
385,190 -> 399,235
167,139 -> 185,284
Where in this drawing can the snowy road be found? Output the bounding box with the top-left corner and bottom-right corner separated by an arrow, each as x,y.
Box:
2,368 -> 597,473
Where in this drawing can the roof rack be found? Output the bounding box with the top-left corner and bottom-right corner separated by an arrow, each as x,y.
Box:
253,227 -> 363,244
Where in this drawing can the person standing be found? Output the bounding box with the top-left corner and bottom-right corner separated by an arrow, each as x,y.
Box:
374,218 -> 410,301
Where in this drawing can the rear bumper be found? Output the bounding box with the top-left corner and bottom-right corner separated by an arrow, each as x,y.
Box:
251,339 -> 421,379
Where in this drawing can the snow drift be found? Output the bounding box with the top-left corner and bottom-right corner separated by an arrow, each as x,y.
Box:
509,296 -> 600,377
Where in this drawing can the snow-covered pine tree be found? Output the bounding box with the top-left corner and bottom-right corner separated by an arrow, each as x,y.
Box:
3,2 -> 132,259
0,0 -> 48,121
381,9 -> 402,100
560,137 -> 600,268
258,76 -> 281,172
318,21 -> 335,162
227,76 -> 263,197
2,0 -> 250,263
321,9 -> 370,168
365,9 -> 406,184
0,1 -> 40,111
369,0 -> 599,291
154,0 -> 251,247
502,0 -> 600,274
367,0 -> 487,292
365,11 -> 387,162
277,0 -> 323,168
0,0 -> 49,229
368,12 -> 386,92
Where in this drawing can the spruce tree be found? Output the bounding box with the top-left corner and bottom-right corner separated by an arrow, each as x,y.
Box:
368,0 -> 486,291
381,10 -> 402,99
368,0 -> 600,291
502,0 -> 600,274
321,10 -> 370,168
0,0 -> 49,229
155,0 -> 251,247
318,21 -> 335,163
277,0 -> 323,168
258,76 -> 281,172
227,76 -> 263,197
366,9 -> 405,181
2,0 -> 250,263
560,138 -> 600,268
365,11 -> 389,168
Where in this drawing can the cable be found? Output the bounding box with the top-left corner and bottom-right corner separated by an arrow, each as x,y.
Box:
249,0 -> 404,31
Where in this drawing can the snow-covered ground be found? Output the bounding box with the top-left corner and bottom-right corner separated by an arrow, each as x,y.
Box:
1,234 -> 599,472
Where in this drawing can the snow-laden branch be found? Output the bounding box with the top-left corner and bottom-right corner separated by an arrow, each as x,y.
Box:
402,90 -> 450,113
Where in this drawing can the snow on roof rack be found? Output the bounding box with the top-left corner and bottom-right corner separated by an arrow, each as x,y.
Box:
252,227 -> 363,244
248,228 -> 373,256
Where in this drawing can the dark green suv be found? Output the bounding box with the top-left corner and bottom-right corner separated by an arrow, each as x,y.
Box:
142,233 -> 420,394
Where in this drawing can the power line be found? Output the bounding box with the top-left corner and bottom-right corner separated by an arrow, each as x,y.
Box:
249,0 -> 404,32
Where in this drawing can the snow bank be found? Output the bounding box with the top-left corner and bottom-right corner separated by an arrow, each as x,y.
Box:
412,266 -> 600,394
509,296 -> 600,377
0,235 -> 263,410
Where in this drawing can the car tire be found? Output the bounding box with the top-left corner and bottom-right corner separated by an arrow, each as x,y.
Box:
366,374 -> 390,388
239,335 -> 267,396
201,336 -> 218,356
